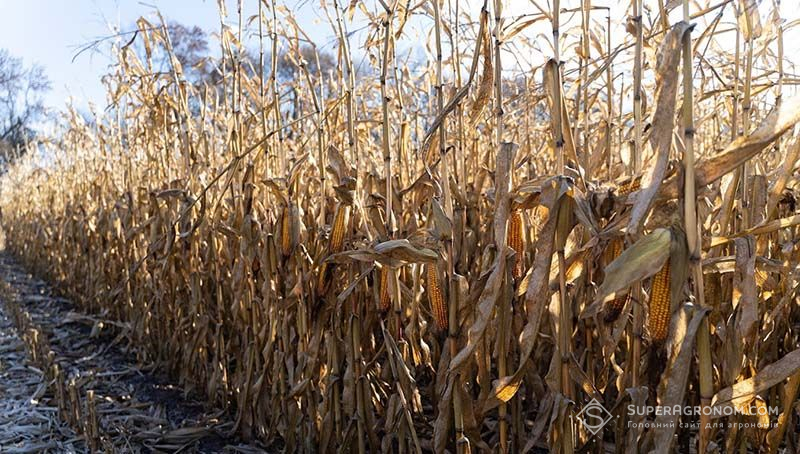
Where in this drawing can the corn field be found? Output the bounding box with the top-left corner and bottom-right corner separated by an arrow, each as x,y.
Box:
3,0 -> 800,452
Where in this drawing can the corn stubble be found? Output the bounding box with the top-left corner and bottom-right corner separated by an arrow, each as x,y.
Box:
4,0 -> 800,453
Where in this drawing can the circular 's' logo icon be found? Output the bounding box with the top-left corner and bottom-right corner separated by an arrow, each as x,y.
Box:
575,398 -> 613,435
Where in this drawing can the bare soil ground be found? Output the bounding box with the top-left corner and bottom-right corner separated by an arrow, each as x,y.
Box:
0,252 -> 268,453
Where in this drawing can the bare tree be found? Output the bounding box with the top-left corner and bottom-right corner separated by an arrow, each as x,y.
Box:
162,23 -> 335,89
165,22 -> 213,82
277,44 -> 336,83
0,49 -> 50,160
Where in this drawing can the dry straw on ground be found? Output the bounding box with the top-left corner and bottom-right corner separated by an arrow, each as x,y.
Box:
2,0 -> 800,452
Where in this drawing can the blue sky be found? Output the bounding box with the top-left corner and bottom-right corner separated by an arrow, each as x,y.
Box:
1,0 -> 798,115
0,0 -> 338,111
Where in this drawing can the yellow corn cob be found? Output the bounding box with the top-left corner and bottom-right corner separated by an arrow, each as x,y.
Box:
608,236 -> 623,259
266,234 -> 278,275
603,293 -> 630,324
648,259 -> 671,344
281,205 -> 291,257
427,262 -> 447,331
507,209 -> 526,280
603,238 -> 627,323
380,267 -> 391,311
317,261 -> 333,295
618,176 -> 642,196
329,204 -> 350,254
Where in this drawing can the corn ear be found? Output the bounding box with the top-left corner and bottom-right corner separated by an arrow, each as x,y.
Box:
380,266 -> 391,311
281,206 -> 291,256
603,238 -> 627,322
603,293 -> 629,323
281,204 -> 299,257
618,176 -> 642,196
427,261 -> 447,331
317,261 -> 334,295
329,204 -> 350,254
648,258 -> 671,344
507,209 -> 526,280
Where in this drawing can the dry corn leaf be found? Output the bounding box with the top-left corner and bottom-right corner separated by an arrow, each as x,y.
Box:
662,95 -> 800,200
627,21 -> 691,235
649,304 -> 709,454
449,143 -> 515,373
711,347 -> 800,417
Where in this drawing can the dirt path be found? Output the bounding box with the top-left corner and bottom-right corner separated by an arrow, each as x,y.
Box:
0,252 -> 266,453
0,293 -> 73,453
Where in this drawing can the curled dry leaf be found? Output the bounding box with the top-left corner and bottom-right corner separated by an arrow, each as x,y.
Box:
649,304 -> 709,454
661,95 -> 800,200
487,177 -> 572,407
711,348 -> 800,418
468,9 -> 493,128
330,239 -> 438,267
627,21 -> 691,236
449,143 -> 515,374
